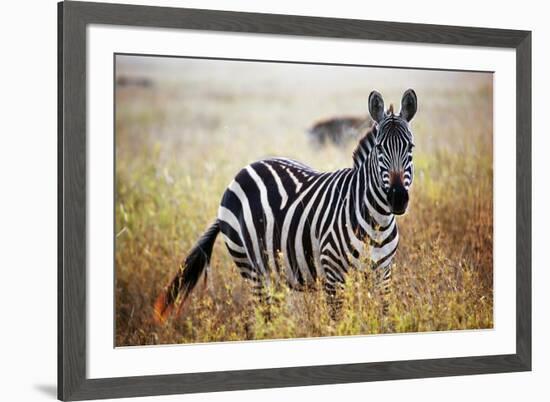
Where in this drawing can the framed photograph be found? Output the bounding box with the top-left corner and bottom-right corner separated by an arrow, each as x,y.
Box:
58,1 -> 531,400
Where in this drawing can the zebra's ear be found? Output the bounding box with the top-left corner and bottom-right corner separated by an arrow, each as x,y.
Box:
368,90 -> 385,123
400,89 -> 417,122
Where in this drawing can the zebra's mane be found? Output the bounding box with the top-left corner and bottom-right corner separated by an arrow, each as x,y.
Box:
352,125 -> 376,169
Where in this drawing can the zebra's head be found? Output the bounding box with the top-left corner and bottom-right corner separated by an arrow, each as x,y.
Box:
368,89 -> 418,215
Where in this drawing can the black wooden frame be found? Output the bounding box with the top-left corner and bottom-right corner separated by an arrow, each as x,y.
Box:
58,1 -> 531,400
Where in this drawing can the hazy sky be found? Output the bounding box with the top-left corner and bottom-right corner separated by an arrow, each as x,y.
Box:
116,54 -> 492,95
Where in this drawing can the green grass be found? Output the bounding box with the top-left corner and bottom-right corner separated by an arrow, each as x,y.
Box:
114,60 -> 493,346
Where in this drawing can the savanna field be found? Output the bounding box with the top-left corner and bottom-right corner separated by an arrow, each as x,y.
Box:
115,57 -> 493,346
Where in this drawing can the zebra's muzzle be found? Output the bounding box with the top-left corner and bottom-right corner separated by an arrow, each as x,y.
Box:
388,183 -> 409,215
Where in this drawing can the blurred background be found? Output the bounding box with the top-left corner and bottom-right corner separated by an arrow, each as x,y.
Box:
115,55 -> 493,346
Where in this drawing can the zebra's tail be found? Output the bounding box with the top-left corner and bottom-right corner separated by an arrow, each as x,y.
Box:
153,221 -> 220,324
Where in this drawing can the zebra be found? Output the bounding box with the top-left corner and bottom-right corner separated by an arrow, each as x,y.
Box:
154,89 -> 417,323
307,115 -> 372,147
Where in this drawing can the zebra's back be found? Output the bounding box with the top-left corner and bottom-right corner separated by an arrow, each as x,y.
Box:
218,157 -> 345,288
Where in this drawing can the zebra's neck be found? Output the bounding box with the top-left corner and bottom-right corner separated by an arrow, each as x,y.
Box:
366,150 -> 393,227
348,141 -> 393,240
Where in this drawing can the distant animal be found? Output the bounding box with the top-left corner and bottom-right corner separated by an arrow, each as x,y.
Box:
307,115 -> 372,147
154,89 -> 418,322
116,75 -> 153,88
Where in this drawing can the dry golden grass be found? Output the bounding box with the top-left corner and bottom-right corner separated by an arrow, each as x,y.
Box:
114,58 -> 493,346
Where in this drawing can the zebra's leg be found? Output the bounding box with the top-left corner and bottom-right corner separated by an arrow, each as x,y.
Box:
250,279 -> 274,322
238,268 -> 275,340
323,279 -> 345,321
232,262 -> 265,339
243,290 -> 257,340
320,254 -> 346,321
375,263 -> 393,316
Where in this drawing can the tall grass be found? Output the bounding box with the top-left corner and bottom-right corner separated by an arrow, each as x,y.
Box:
114,59 -> 493,346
